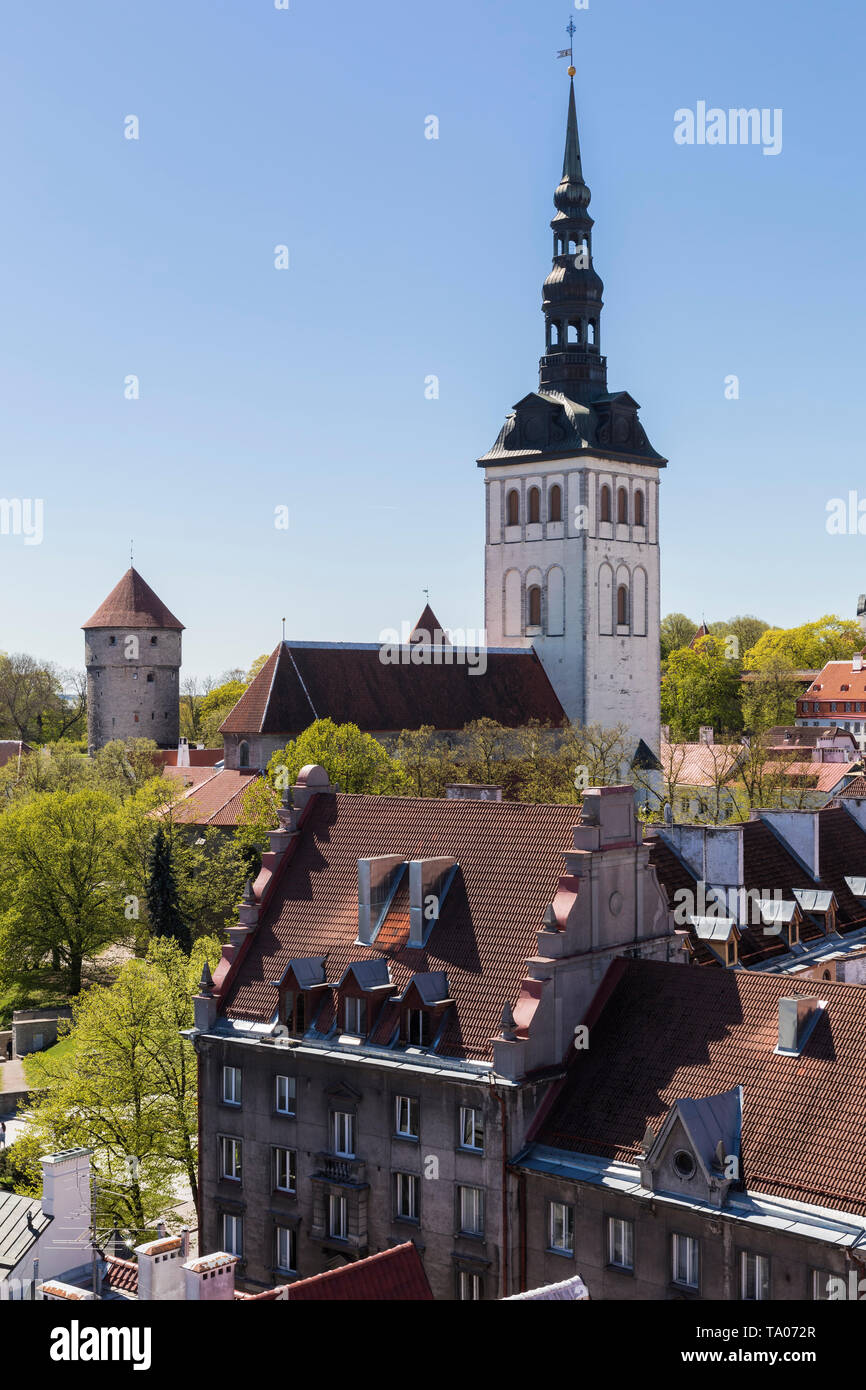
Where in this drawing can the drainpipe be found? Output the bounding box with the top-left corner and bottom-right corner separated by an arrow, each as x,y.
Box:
518,1170 -> 527,1292
489,1082 -> 509,1299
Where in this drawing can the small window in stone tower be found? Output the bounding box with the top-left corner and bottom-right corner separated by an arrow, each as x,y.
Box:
528,487 -> 540,524
617,585 -> 629,627
617,488 -> 628,524
549,485 -> 562,523
600,485 -> 611,523
506,490 -> 520,526
239,741 -> 250,768
527,585 -> 542,629
146,673 -> 154,683
108,636 -> 116,646
134,713 -> 139,723
587,320 -> 596,345
635,490 -> 645,526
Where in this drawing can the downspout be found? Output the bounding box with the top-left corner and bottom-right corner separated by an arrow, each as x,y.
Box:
518,1170 -> 527,1292
195,1039 -> 203,1242
490,1081 -> 509,1299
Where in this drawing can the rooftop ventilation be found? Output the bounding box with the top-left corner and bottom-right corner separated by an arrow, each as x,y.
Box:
775,996 -> 826,1055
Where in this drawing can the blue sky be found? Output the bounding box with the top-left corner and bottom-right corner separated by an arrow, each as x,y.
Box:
1,0 -> 863,680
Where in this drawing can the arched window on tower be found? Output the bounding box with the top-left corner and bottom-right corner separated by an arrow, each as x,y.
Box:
634,490 -> 645,527
506,489 -> 520,526
617,487 -> 628,524
528,487 -> 540,524
587,320 -> 596,346
567,320 -> 580,344
527,585 -> 542,629
239,741 -> 250,769
600,485 -> 612,523
617,585 -> 629,627
550,322 -> 560,346
548,485 -> 562,523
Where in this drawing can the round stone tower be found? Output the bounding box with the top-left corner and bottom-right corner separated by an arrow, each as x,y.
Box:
82,567 -> 184,754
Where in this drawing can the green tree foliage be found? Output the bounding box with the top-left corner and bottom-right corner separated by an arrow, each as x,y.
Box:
145,827 -> 191,950
267,719 -> 406,795
661,635 -> 744,741
742,616 -> 863,731
660,613 -> 698,661
15,937 -> 221,1235
0,653 -> 86,743
199,680 -> 247,747
0,789 -> 130,995
707,615 -> 769,662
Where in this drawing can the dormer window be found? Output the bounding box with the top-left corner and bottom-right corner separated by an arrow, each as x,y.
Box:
405,1008 -> 432,1047
673,1149 -> 696,1179
344,996 -> 367,1035
286,992 -> 306,1036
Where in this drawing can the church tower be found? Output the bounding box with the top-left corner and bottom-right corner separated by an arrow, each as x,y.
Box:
82,568 -> 183,753
479,73 -> 666,755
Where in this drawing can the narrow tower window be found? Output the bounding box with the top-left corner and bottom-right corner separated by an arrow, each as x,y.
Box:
600,485 -> 611,523
549,485 -> 562,523
528,487 -> 540,524
239,741 -> 250,768
635,490 -> 645,526
567,320 -> 580,344
527,585 -> 542,629
617,487 -> 628,524
617,585 -> 629,627
506,490 -> 520,526
587,320 -> 596,346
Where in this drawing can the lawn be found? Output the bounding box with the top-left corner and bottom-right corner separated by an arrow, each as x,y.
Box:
22,1031 -> 78,1085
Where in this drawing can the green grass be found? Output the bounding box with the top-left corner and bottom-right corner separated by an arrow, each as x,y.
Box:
22,1031 -> 77,1085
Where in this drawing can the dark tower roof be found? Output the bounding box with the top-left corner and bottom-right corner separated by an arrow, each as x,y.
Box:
82,567 -> 184,630
478,76 -> 665,469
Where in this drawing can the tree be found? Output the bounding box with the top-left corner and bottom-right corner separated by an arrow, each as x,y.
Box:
660,614 -> 698,661
0,788 -> 130,995
246,654 -> 270,683
15,937 -> 221,1236
0,653 -> 85,743
565,721 -> 631,788
395,726 -> 458,798
91,738 -> 163,801
744,615 -> 863,672
707,615 -> 769,663
661,635 -> 744,740
199,680 -> 247,747
145,827 -> 190,950
267,719 -> 406,795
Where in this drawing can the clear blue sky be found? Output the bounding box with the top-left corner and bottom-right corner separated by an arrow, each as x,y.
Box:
1,0 -> 863,680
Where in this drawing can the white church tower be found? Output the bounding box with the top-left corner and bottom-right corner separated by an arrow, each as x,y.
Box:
479,72 -> 665,758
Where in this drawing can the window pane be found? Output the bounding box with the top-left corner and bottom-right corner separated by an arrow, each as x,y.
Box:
277,1226 -> 295,1272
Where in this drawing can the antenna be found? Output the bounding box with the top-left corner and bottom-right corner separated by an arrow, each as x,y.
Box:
282,617 -> 286,642
130,539 -> 134,567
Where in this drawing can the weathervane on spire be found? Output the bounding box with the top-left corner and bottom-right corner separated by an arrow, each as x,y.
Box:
557,18 -> 577,77
130,539 -> 134,566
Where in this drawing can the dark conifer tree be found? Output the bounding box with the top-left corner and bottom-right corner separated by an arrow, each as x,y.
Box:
145,827 -> 191,951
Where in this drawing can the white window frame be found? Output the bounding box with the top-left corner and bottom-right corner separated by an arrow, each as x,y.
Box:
276,1225 -> 296,1274
395,1171 -> 419,1222
395,1095 -> 419,1139
273,1146 -> 297,1194
672,1233 -> 699,1289
219,1135 -> 242,1182
811,1268 -> 835,1300
275,1074 -> 296,1116
332,1110 -> 355,1158
607,1216 -> 634,1270
741,1251 -> 770,1301
459,1105 -> 484,1152
458,1270 -> 482,1300
221,1065 -> 241,1106
344,996 -> 367,1034
222,1213 -> 242,1257
458,1185 -> 484,1237
329,1193 -> 348,1240
548,1201 -> 574,1255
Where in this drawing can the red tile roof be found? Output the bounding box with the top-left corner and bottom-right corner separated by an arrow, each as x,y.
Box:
170,769 -> 262,827
535,958 -> 866,1217
104,1256 -> 138,1294
659,741 -> 743,788
283,1242 -> 433,1301
157,748 -> 223,768
219,641 -> 565,737
838,776 -> 866,799
82,568 -> 184,631
222,792 -> 582,1060
802,660 -> 866,703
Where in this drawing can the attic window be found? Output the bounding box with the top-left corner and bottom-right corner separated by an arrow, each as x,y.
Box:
286,992 -> 306,1036
405,1009 -> 432,1047
673,1150 -> 696,1179
343,997 -> 367,1036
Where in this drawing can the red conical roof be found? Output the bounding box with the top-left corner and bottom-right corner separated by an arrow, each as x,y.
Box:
82,568 -> 184,630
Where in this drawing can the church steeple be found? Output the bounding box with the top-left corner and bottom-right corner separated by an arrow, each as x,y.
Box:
539,77 -> 607,403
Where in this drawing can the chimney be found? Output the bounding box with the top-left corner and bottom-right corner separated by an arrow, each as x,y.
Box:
177,737 -> 190,767
660,724 -> 671,743
855,653 -> 863,674
291,763 -> 338,812
182,1252 -> 237,1301
135,1235 -> 185,1301
757,810 -> 820,879
776,996 -> 825,1055
39,1149 -> 93,1283
699,726 -> 714,745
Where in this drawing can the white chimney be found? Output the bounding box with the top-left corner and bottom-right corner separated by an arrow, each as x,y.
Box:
135,1235 -> 186,1300
699,726 -> 714,745
177,737 -> 190,767
854,653 -> 863,674
39,1149 -> 93,1283
182,1252 -> 237,1301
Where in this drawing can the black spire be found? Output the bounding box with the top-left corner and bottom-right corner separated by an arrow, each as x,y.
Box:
539,78 -> 607,403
